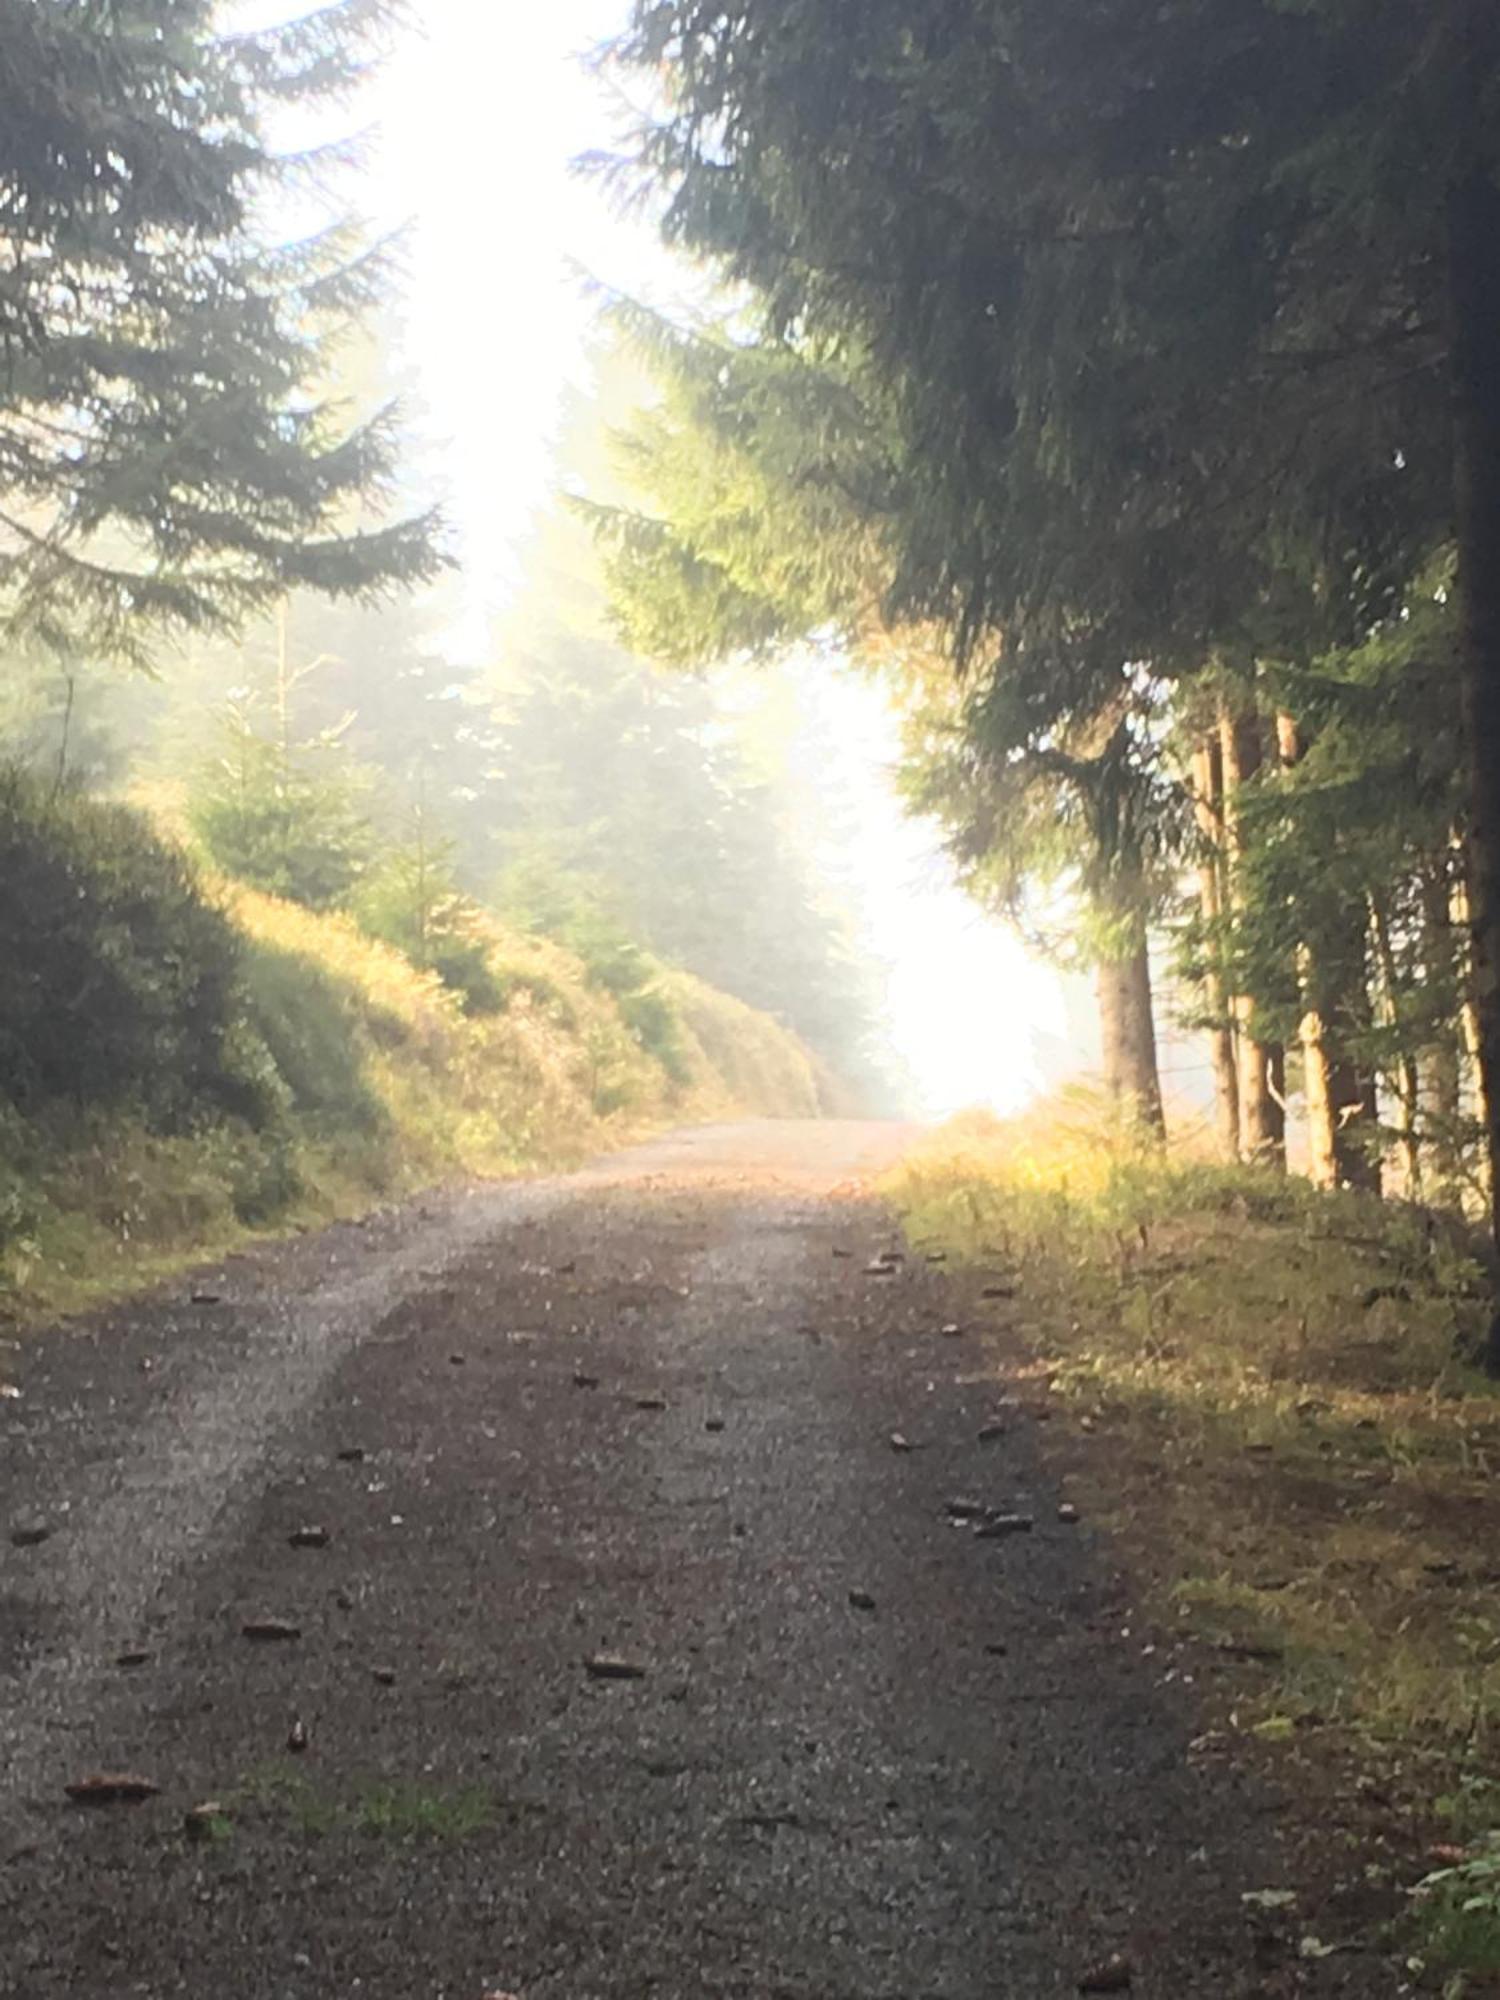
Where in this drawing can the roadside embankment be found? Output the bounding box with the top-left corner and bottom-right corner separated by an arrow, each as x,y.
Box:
885,1099 -> 1500,1983
0,776 -> 821,1328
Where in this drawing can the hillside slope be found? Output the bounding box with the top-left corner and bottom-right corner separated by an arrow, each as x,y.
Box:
0,785 -> 823,1326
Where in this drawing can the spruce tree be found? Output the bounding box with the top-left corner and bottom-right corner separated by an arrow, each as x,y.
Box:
610,0 -> 1500,1235
0,0 -> 440,659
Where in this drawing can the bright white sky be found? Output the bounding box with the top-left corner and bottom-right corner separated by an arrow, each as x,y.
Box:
360,0 -> 1081,1118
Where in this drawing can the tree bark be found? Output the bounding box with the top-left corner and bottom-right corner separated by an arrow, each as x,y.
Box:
1450,166 -> 1500,1261
1096,924 -> 1166,1141
1424,852 -> 1480,1208
1190,734 -> 1240,1160
1448,159 -> 1500,1363
1421,861 -> 1465,1202
1300,997 -> 1339,1191
1424,868 -> 1464,1192
1276,709 -> 1381,1192
1365,893 -> 1418,1195
1276,713 -> 1338,1187
1219,704 -> 1286,1168
1455,859 -> 1495,1216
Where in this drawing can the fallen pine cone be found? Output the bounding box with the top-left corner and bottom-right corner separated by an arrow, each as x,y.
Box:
66,1773 -> 160,1806
242,1618 -> 301,1642
973,1513 -> 1035,1538
583,1655 -> 646,1681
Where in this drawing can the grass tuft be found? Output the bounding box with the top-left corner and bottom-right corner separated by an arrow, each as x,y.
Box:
885,1094 -> 1500,1825
235,1766 -> 497,1843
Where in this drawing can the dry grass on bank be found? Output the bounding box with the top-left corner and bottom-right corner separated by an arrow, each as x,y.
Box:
886,1094 -> 1500,1762
887,1097 -> 1500,1976
0,887 -> 820,1330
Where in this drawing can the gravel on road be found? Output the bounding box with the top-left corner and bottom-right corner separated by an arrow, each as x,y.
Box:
0,1122 -> 1395,1998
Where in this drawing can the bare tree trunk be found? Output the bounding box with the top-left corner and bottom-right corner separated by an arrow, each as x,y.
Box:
1096,925 -> 1166,1142
1455,861 -> 1495,1216
1276,712 -> 1337,1187
1220,704 -> 1285,1168
1367,894 -> 1418,1195
1421,863 -> 1466,1200
1274,710 -> 1380,1192
1190,734 -> 1240,1160
1300,995 -> 1339,1191
1421,862 -> 1465,1202
1449,161 -> 1500,1335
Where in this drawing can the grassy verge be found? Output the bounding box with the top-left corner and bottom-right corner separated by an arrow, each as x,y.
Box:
885,1095 -> 1500,1987
0,885 -> 820,1331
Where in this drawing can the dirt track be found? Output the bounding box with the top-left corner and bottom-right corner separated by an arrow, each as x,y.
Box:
0,1122 -> 1395,1998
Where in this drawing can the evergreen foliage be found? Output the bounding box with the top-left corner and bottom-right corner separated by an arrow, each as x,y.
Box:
0,0 -> 442,659
355,818 -> 503,1015
190,703 -> 374,912
0,772 -> 266,1128
601,0 -> 1500,1212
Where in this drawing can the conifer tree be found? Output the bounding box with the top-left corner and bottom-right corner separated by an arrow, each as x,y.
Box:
609,0 -> 1500,1237
0,0 -> 440,659
587,314 -> 1173,1128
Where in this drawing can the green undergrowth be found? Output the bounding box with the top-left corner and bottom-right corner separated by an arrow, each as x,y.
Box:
885,1095 -> 1500,1975
0,780 -> 821,1329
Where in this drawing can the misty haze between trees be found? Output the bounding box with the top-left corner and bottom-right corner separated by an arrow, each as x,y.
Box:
5,5 -> 1500,1980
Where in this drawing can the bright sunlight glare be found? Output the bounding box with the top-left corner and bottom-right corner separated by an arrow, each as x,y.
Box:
366,0 -> 1081,1119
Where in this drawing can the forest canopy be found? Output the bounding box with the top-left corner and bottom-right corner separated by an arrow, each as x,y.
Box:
583,0 -> 1500,1310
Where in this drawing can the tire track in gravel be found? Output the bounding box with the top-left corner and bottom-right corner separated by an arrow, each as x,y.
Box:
0,1122 -> 1396,1997
0,1178 -> 575,1823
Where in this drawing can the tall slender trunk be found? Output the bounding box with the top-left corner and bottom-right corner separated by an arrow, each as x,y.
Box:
1276,711 -> 1380,1192
1191,734 -> 1240,1159
1369,893 -> 1419,1196
1422,861 -> 1465,1202
1449,166 -> 1500,1273
1277,712 -> 1337,1187
1299,991 -> 1340,1191
1455,860 -> 1495,1216
1335,938 -> 1384,1198
1096,921 -> 1166,1142
1292,942 -> 1380,1192
1219,704 -> 1285,1168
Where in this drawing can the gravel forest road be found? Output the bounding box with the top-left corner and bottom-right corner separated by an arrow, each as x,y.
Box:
0,1121 -> 1394,2000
